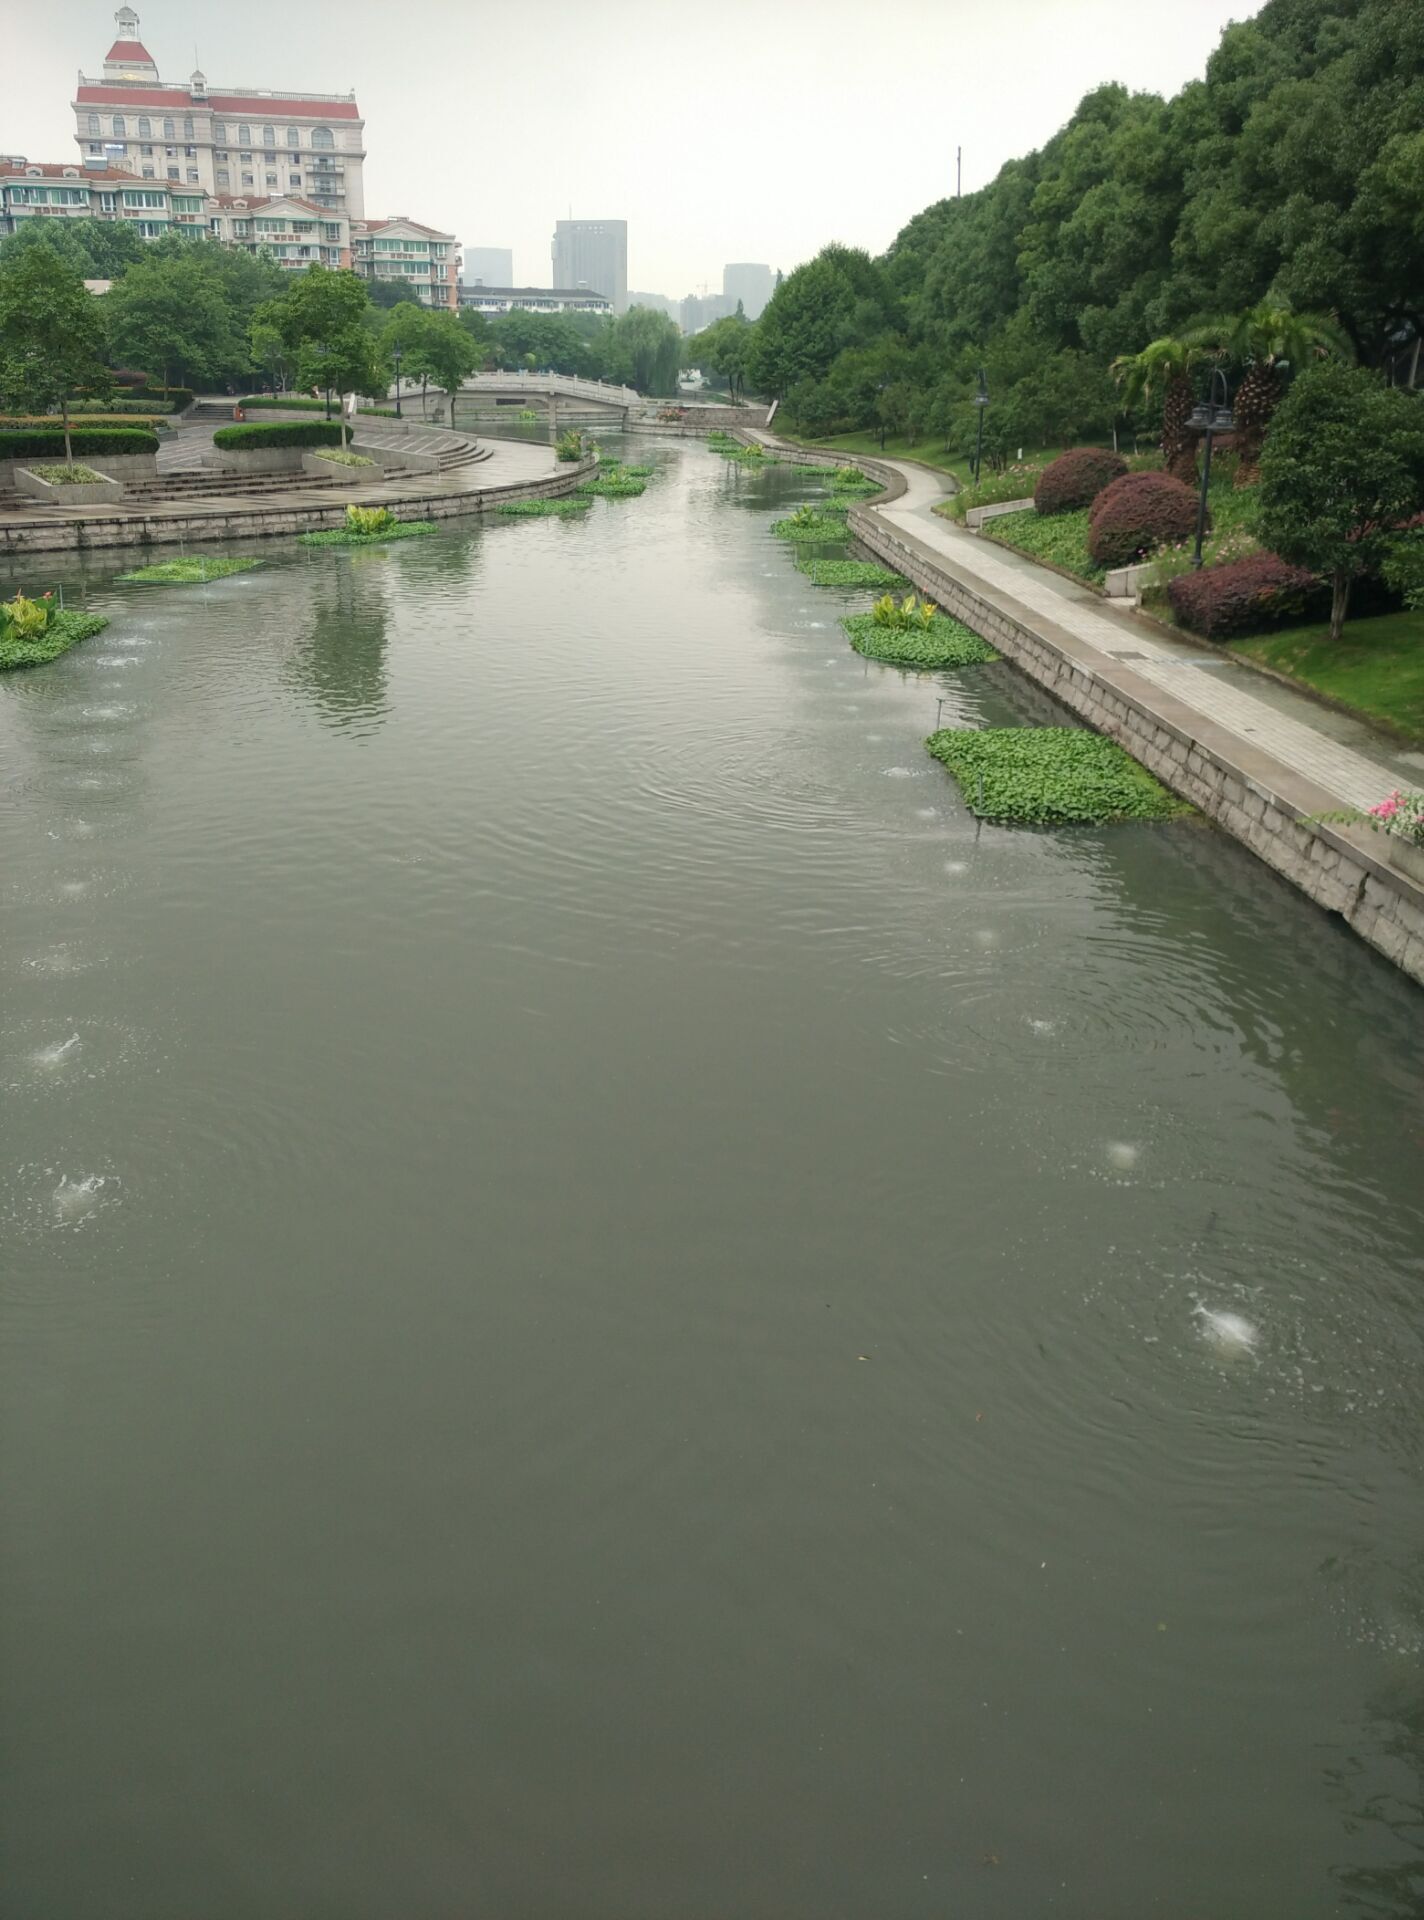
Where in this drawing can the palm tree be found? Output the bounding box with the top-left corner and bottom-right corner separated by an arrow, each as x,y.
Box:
1111,337 -> 1202,482
1186,303 -> 1352,481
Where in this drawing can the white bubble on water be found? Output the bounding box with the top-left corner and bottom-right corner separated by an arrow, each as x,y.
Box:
866,733 -> 884,743
51,1174 -> 111,1222
32,1034 -> 81,1070
1105,1140 -> 1140,1170
1027,1017 -> 1057,1037
915,807 -> 938,819
883,767 -> 916,779
1194,1303 -> 1260,1356
944,860 -> 968,876
973,929 -> 998,948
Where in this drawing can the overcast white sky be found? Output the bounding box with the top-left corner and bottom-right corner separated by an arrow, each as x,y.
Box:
12,1 -> 1260,296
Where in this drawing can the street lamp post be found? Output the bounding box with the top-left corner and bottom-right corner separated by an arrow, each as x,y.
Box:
315,340 -> 331,420
1187,368 -> 1234,569
971,368 -> 989,486
392,344 -> 403,421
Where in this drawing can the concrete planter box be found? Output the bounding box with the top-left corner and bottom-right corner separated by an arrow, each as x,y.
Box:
1386,839 -> 1424,889
215,446 -> 311,475
965,497 -> 1035,530
350,440 -> 441,475
301,451 -> 378,487
16,466 -> 123,507
0,451 -> 155,487
1105,560 -> 1156,599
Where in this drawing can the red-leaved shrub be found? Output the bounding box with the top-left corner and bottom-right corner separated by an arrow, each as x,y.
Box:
1167,553 -> 1326,640
1087,472 -> 1201,569
1033,447 -> 1127,516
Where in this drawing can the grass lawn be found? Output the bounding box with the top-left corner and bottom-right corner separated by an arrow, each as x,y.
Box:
1230,609 -> 1424,743
984,507 -> 1104,583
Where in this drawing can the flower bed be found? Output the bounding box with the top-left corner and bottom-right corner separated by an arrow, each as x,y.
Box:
313,449 -> 377,468
0,596 -> 108,671
985,508 -> 1104,582
925,726 -> 1190,824
28,464 -> 106,484
117,557 -> 263,585
845,612 -> 997,669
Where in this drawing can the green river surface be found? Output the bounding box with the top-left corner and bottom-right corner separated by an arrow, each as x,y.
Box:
2,439 -> 1423,1918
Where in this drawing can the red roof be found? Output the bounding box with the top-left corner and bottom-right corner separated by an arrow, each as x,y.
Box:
355,218 -> 454,239
209,193 -> 336,216
105,40 -> 154,63
76,84 -> 360,119
0,161 -> 135,181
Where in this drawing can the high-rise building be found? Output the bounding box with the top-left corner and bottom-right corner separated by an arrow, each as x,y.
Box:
680,291 -> 733,335
551,219 -> 627,314
463,246 -> 513,288
628,291 -> 678,321
722,262 -> 774,320
71,8 -> 368,220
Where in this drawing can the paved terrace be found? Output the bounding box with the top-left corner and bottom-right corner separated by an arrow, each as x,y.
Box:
745,427 -> 1424,984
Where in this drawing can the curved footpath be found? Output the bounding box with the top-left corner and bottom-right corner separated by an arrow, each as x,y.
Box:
742,427 -> 1424,987
0,414 -> 589,558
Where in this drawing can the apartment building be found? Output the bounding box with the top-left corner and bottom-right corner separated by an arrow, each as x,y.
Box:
207,195 -> 349,270
351,219 -> 460,310
71,8 -> 367,219
0,155 -> 200,238
550,220 -> 627,315
457,286 -> 612,319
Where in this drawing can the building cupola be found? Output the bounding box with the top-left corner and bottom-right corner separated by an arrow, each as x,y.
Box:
103,8 -> 159,81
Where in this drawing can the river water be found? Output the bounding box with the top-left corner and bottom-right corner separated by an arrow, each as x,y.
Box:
3,442 -> 1423,1919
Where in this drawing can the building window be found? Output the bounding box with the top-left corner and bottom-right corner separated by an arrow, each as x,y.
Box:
265,172 -> 277,188
287,128 -> 300,147
87,112 -> 100,133
112,115 -> 126,136
312,126 -> 334,150
238,124 -> 250,143
216,169 -> 230,186
163,118 -> 174,140
140,144 -> 152,156
241,172 -> 254,187
88,143 -> 104,154
100,193 -> 116,211
185,145 -> 197,157
215,150 -> 228,160
184,117 -> 194,139
262,125 -> 275,146
138,116 -> 151,138
290,174 -> 301,188
167,167 -> 179,179
212,121 -> 226,141
239,152 -> 252,163
187,169 -> 199,183
142,166 -> 155,179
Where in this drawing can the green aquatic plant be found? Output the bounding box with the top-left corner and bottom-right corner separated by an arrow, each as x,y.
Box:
772,507 -> 850,542
0,604 -> 107,670
871,591 -> 937,632
577,466 -> 648,498
496,496 -> 592,517
844,612 -> 997,670
118,556 -> 263,585
925,726 -> 1191,824
296,512 -> 437,547
795,556 -> 909,590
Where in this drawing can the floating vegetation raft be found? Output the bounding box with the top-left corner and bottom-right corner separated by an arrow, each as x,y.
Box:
795,556 -> 909,590
297,519 -> 437,547
771,510 -> 853,542
925,726 -> 1192,824
722,443 -> 776,464
845,612 -> 997,670
117,556 -> 263,585
828,467 -> 880,494
622,463 -> 655,477
577,469 -> 648,498
0,609 -> 108,671
495,496 -> 592,518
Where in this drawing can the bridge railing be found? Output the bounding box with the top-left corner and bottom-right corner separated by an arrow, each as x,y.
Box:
459,371 -> 642,407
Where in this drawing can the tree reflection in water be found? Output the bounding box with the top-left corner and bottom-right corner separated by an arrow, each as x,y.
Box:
288,557 -> 392,735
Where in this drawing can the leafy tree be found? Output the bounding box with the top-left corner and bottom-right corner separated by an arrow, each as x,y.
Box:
605,306 -> 682,395
256,266 -> 379,438
1258,363 -> 1424,641
368,280 -> 422,310
1186,302 -> 1353,478
0,246 -> 110,463
747,244 -> 893,400
382,305 -> 474,416
691,307 -> 754,399
104,251 -> 244,390
0,216 -> 147,282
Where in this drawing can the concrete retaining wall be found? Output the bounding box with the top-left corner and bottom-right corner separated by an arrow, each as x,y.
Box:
214,447 -> 308,475
846,495 -> 1424,985
965,497 -> 1034,529
0,455 -> 596,557
350,440 -> 441,475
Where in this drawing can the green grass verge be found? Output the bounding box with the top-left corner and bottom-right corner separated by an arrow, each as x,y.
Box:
845,613 -> 998,670
0,609 -> 108,671
926,726 -> 1190,824
769,424 -> 977,481
984,507 -> 1104,582
495,497 -> 592,518
771,513 -> 853,542
1229,609 -> 1424,743
795,556 -> 909,590
296,519 -> 437,547
117,556 -> 263,584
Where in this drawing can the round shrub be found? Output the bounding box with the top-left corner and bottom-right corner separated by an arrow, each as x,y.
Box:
1088,471 -> 1201,570
1033,447 -> 1127,515
1167,553 -> 1326,640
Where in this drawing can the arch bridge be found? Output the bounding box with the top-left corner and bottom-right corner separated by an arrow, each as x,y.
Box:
448,371 -> 643,431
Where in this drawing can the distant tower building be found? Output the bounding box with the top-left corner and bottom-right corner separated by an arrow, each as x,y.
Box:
551,219 -> 627,314
463,245 -> 513,288
722,262 -> 774,320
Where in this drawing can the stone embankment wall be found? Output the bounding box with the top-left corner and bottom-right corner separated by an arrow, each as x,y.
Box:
0,457 -> 596,557
840,471 -> 1424,984
641,405 -> 771,434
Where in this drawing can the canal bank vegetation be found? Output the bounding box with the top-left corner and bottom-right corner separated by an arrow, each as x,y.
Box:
926,727 -> 1191,825
577,465 -> 648,499
297,505 -> 437,547
0,592 -> 107,670
117,556 -> 264,585
772,507 -> 853,542
496,497 -> 592,518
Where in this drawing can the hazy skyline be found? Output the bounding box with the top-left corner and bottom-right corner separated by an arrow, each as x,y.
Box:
13,0 -> 1261,295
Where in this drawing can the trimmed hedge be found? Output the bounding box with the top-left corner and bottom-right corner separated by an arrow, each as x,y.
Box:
1034,447 -> 1127,516
239,396 -> 396,417
1088,471 -> 1200,570
0,427 -> 159,458
1167,552 -> 1327,640
213,420 -> 344,450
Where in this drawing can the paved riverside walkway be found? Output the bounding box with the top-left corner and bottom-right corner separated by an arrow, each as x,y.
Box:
748,432 -> 1423,810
